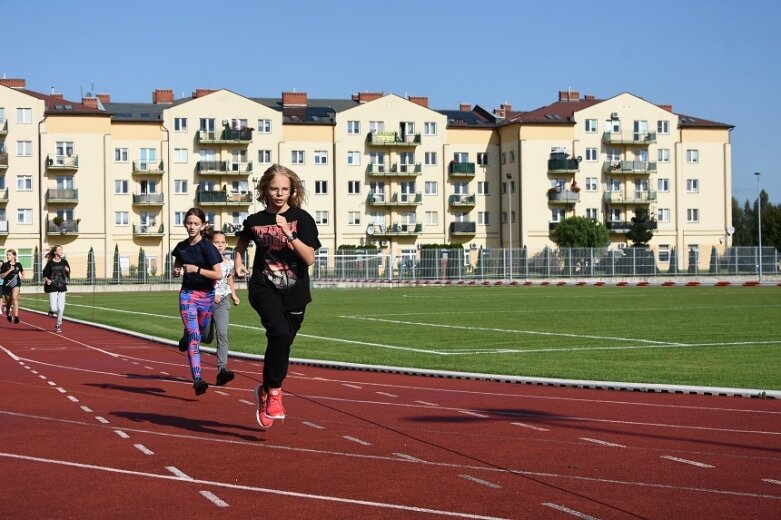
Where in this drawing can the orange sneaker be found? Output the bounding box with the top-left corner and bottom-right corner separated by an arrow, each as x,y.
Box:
265,388 -> 286,419
254,384 -> 274,430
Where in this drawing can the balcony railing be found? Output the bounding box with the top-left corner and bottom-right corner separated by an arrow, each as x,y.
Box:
0,152 -> 7,169
0,188 -> 7,203
132,161 -> 165,175
448,162 -> 476,176
0,119 -> 7,135
132,193 -> 165,205
448,193 -> 477,207
449,221 -> 476,235
196,161 -> 229,174
390,162 -> 422,175
366,192 -> 422,206
603,191 -> 658,204
133,223 -> 165,236
604,220 -> 659,232
547,158 -> 580,173
223,223 -> 243,234
547,189 -> 580,203
602,131 -> 656,145
602,160 -> 657,175
366,222 -> 422,237
47,220 -> 80,235
0,220 -> 7,235
197,190 -> 253,205
366,131 -> 421,146
46,188 -> 79,203
46,155 -> 79,170
196,128 -> 253,144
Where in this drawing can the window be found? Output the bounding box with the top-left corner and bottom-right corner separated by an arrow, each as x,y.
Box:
347,121 -> 360,134
115,148 -> 129,162
115,211 -> 129,225
477,152 -> 488,166
477,181 -> 489,195
658,148 -> 670,163
658,244 -> 670,262
478,211 -> 490,225
369,152 -> 385,171
16,176 -> 32,191
551,208 -> 566,222
501,152 -> 507,164
174,180 -> 188,194
139,148 -> 157,170
686,149 -> 699,163
503,179 -> 515,194
347,211 -> 361,225
114,180 -> 129,194
608,118 -> 621,133
686,208 -> 699,223
424,181 -> 437,196
347,180 -> 360,194
166,149 -> 184,165
314,180 -> 328,194
424,152 -> 437,165
174,118 -> 188,132
55,176 -> 73,190
16,108 -> 32,124
608,178 -> 621,192
657,208 -> 671,222
425,211 -> 438,225
400,121 -> 415,136
658,120 -> 669,134
369,121 -> 384,133
606,147 -> 621,162
315,211 -> 329,225
314,150 -> 328,165
686,179 -> 699,193
509,151 -> 515,163
17,208 -> 33,224
174,211 -> 186,227
657,178 -> 670,192
424,122 -> 437,135
586,208 -> 598,220
585,119 -> 597,133
291,150 -> 304,164
585,148 -> 598,161
258,119 -> 272,133
0,176 -> 4,190
585,177 -> 598,191
258,150 -> 272,164
16,141 -> 32,156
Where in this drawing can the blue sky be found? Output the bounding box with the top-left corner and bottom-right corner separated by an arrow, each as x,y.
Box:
3,0 -> 779,204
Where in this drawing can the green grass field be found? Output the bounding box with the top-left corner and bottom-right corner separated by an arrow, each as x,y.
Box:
22,285 -> 781,390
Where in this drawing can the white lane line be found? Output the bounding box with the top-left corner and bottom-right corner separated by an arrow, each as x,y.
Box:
342,384 -> 362,389
160,371 -> 170,376
661,456 -> 714,468
166,466 -> 192,480
376,391 -> 397,398
542,503 -> 600,519
580,438 -> 626,448
1,452 -> 509,520
31,370 -> 39,375
763,479 -> 781,486
214,390 -> 228,396
459,474 -> 502,489
114,430 -> 130,439
459,410 -> 490,419
415,400 -> 439,406
511,422 -> 549,432
302,421 -> 324,430
47,381 -> 56,386
144,366 -> 154,370
38,374 -> 47,380
55,387 -> 66,393
199,490 -> 229,508
343,436 -> 372,446
239,399 -> 255,406
80,406 -> 93,413
134,444 -> 154,455
95,416 -> 109,424
67,395 -> 79,402
394,452 -> 426,463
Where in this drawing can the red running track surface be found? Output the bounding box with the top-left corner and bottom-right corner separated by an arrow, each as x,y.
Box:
1,311 -> 780,519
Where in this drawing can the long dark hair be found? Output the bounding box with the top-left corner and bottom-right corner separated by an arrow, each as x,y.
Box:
184,207 -> 214,238
45,245 -> 62,260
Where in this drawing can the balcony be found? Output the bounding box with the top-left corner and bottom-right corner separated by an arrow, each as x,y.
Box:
604,220 -> 659,233
366,131 -> 421,147
46,188 -> 79,203
602,160 -> 657,175
226,161 -> 253,175
366,192 -> 422,207
196,128 -> 253,144
547,158 -> 580,174
0,119 -> 7,135
602,131 -> 656,145
0,220 -> 7,235
0,152 -> 7,169
47,219 -> 79,235
196,161 -> 229,175
366,222 -> 422,237
46,155 -> 79,171
132,161 -> 165,175
547,189 -> 580,204
133,223 -> 165,237
222,223 -> 243,234
603,191 -> 657,204
197,190 -> 253,206
448,193 -> 476,207
448,161 -> 476,177
449,221 -> 476,235
132,193 -> 165,206
0,188 -> 7,204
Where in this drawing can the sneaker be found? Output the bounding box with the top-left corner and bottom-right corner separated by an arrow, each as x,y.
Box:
254,384 -> 274,430
6,314 -> 10,322
215,368 -> 235,387
264,388 -> 286,420
13,316 -> 19,324
193,378 -> 209,396
178,334 -> 188,352
54,325 -> 62,333
48,311 -> 55,318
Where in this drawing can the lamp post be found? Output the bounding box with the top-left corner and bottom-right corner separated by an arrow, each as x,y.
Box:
506,173 -> 513,281
755,171 -> 762,282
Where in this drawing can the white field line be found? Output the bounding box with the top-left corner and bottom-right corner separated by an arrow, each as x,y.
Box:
541,503 -> 600,520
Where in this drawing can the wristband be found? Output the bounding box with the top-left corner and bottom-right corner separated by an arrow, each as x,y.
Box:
197,266 -> 201,274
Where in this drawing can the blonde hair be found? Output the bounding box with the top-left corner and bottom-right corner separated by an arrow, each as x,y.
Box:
255,164 -> 306,208
6,249 -> 17,258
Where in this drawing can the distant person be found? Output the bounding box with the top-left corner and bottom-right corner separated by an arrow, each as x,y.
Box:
234,164 -> 320,430
1,249 -> 24,324
210,230 -> 240,386
172,208 -> 222,396
42,245 -> 71,333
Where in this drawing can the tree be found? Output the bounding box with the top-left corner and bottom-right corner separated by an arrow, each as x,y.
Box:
626,208 -> 655,247
550,216 -> 610,248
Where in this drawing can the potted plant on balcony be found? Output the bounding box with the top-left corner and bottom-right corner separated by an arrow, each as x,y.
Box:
571,181 -> 580,193
52,216 -> 64,227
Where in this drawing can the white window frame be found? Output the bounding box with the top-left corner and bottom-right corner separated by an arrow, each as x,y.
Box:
291,150 -> 305,164
424,122 -> 437,135
114,180 -> 129,194
174,211 -> 186,227
315,211 -> 329,225
658,178 -> 670,192
347,211 -> 361,225
657,208 -> 671,222
477,181 -> 489,195
115,211 -> 129,226
585,177 -> 598,191
585,208 -> 598,220
16,141 -> 32,156
658,120 -> 670,134
347,120 -> 360,134
173,148 -> 188,163
425,211 -> 438,225
174,118 -> 188,132
585,148 -> 598,161
257,119 -> 272,133
258,150 -> 272,164
686,179 -> 699,193
347,180 -> 360,194
686,149 -> 699,163
424,181 -> 437,196
347,151 -> 361,165
16,108 -> 32,124
314,150 -> 328,165
174,180 -> 188,194
658,148 -> 670,163
314,180 -> 328,194
115,148 -> 129,162
686,208 -> 699,223
16,175 -> 32,191
658,244 -> 670,262
478,211 -> 489,225
17,208 -> 33,224
585,119 -> 597,133
424,151 -> 437,165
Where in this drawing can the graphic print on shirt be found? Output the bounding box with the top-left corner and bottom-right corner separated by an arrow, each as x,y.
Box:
251,221 -> 299,290
51,265 -> 68,289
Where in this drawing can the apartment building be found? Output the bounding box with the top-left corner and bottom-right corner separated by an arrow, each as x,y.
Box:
0,79 -> 732,277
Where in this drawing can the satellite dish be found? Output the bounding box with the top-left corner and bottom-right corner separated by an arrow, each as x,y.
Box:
366,225 -> 375,236
727,226 -> 735,235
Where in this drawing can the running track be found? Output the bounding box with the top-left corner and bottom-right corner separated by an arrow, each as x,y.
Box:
1,311 -> 780,519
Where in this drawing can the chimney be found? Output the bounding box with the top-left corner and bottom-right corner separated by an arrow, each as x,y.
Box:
493,107 -> 506,118
282,91 -> 307,107
96,93 -> 111,104
50,93 -> 64,101
500,103 -> 512,113
82,96 -> 98,109
658,104 -> 673,112
459,103 -> 472,112
584,94 -> 595,100
153,89 -> 174,104
558,90 -> 580,101
351,91 -> 383,103
408,96 -> 428,108
0,78 -> 26,89
192,88 -> 217,99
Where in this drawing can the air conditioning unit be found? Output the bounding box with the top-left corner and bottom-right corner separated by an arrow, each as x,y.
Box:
611,112 -> 619,119
380,240 -> 390,247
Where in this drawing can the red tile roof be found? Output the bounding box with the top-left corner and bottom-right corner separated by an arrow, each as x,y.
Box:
19,89 -> 107,115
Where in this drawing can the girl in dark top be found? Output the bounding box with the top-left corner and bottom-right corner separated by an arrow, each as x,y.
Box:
235,164 -> 320,430
43,244 -> 71,333
172,208 -> 223,396
1,249 -> 24,324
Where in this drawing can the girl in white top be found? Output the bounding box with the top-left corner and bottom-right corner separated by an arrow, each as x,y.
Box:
211,230 -> 240,386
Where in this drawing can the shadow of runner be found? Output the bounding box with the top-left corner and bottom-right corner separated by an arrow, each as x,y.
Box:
84,382 -> 193,402
111,410 -> 261,442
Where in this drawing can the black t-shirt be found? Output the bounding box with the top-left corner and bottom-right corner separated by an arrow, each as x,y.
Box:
43,258 -> 70,293
1,261 -> 23,289
172,238 -> 223,291
236,207 -> 321,308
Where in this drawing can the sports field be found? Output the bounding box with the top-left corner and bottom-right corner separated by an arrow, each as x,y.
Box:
21,285 -> 781,390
